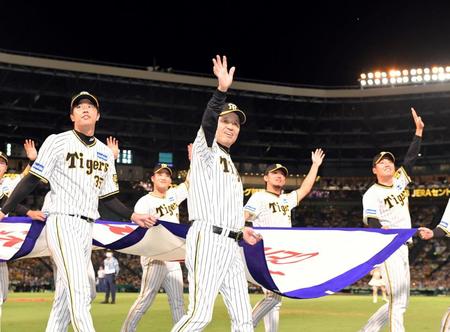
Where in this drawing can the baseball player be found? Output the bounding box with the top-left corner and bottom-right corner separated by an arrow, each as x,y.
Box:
244,150 -> 324,332
121,163 -> 188,332
418,198 -> 450,332
359,108 -> 424,332
0,141 -> 46,325
171,55 -> 261,332
0,91 -> 156,332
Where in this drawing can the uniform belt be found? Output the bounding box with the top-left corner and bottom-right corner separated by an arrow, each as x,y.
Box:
68,214 -> 95,223
212,225 -> 243,241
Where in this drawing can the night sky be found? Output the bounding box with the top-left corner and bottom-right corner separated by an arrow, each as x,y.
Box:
2,1 -> 450,86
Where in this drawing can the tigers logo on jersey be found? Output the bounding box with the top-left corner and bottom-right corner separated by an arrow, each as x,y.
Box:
383,189 -> 408,209
66,152 -> 109,175
156,202 -> 179,217
268,202 -> 290,215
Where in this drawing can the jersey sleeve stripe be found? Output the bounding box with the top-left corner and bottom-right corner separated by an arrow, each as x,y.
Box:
29,170 -> 49,184
398,166 -> 412,183
437,225 -> 450,236
98,190 -> 120,199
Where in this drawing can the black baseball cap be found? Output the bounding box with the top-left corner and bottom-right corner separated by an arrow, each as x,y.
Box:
220,103 -> 246,124
372,151 -> 395,166
70,91 -> 100,111
0,151 -> 8,164
153,163 -> 173,176
264,163 -> 288,176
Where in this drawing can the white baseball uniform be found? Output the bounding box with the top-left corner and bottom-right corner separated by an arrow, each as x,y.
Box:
121,183 -> 188,332
359,167 -> 411,332
0,174 -> 23,308
30,130 -> 118,332
42,192 -> 97,331
436,199 -> 450,332
245,190 -> 298,332
171,126 -> 253,332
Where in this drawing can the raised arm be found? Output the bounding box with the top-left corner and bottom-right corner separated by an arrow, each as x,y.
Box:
295,149 -> 325,203
21,139 -> 38,176
106,136 -> 120,161
403,108 -> 424,174
201,55 -> 235,146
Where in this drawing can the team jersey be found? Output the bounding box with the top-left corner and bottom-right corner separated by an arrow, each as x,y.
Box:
30,130 -> 119,220
133,183 -> 188,223
0,174 -> 22,200
437,199 -> 450,236
363,166 -> 411,229
188,127 -> 243,230
244,190 -> 298,227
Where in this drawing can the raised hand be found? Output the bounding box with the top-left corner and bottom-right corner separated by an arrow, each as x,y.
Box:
212,55 -> 235,92
187,143 -> 193,162
24,139 -> 38,162
411,107 -> 424,136
107,136 -> 119,160
311,148 -> 325,167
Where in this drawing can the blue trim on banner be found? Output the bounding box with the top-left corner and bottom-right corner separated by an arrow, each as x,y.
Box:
250,227 -> 417,299
242,239 -> 279,294
0,217 -> 46,262
93,220 -> 190,250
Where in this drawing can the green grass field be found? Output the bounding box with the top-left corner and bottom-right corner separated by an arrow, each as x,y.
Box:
2,292 -> 448,331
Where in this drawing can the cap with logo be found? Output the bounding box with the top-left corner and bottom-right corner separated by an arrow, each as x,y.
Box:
372,151 -> 395,166
264,163 -> 288,176
220,103 -> 246,124
70,91 -> 100,111
153,163 -> 173,176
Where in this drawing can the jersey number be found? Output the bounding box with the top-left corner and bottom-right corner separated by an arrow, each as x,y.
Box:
94,175 -> 104,188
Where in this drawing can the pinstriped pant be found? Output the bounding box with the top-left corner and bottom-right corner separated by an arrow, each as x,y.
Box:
441,308 -> 450,332
0,262 -> 8,329
359,245 -> 409,332
121,259 -> 184,332
45,215 -> 95,332
252,287 -> 282,332
46,260 -> 97,331
171,222 -> 253,332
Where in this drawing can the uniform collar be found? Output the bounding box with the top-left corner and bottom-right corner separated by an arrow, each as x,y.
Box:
265,190 -> 281,197
72,130 -> 96,147
218,143 -> 230,154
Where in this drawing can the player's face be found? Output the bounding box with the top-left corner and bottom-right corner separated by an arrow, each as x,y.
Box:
151,169 -> 172,192
264,170 -> 286,189
0,160 -> 7,178
372,158 -> 395,180
70,99 -> 100,131
216,113 -> 240,148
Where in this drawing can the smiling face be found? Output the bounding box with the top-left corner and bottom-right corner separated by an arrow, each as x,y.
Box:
151,169 -> 172,193
215,112 -> 240,148
70,99 -> 100,134
264,169 -> 287,191
372,157 -> 395,184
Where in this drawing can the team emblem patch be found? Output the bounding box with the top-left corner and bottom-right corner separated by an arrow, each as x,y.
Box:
32,162 -> 45,172
97,152 -> 108,161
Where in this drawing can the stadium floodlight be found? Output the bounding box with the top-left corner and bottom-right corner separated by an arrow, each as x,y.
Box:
359,64 -> 450,87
